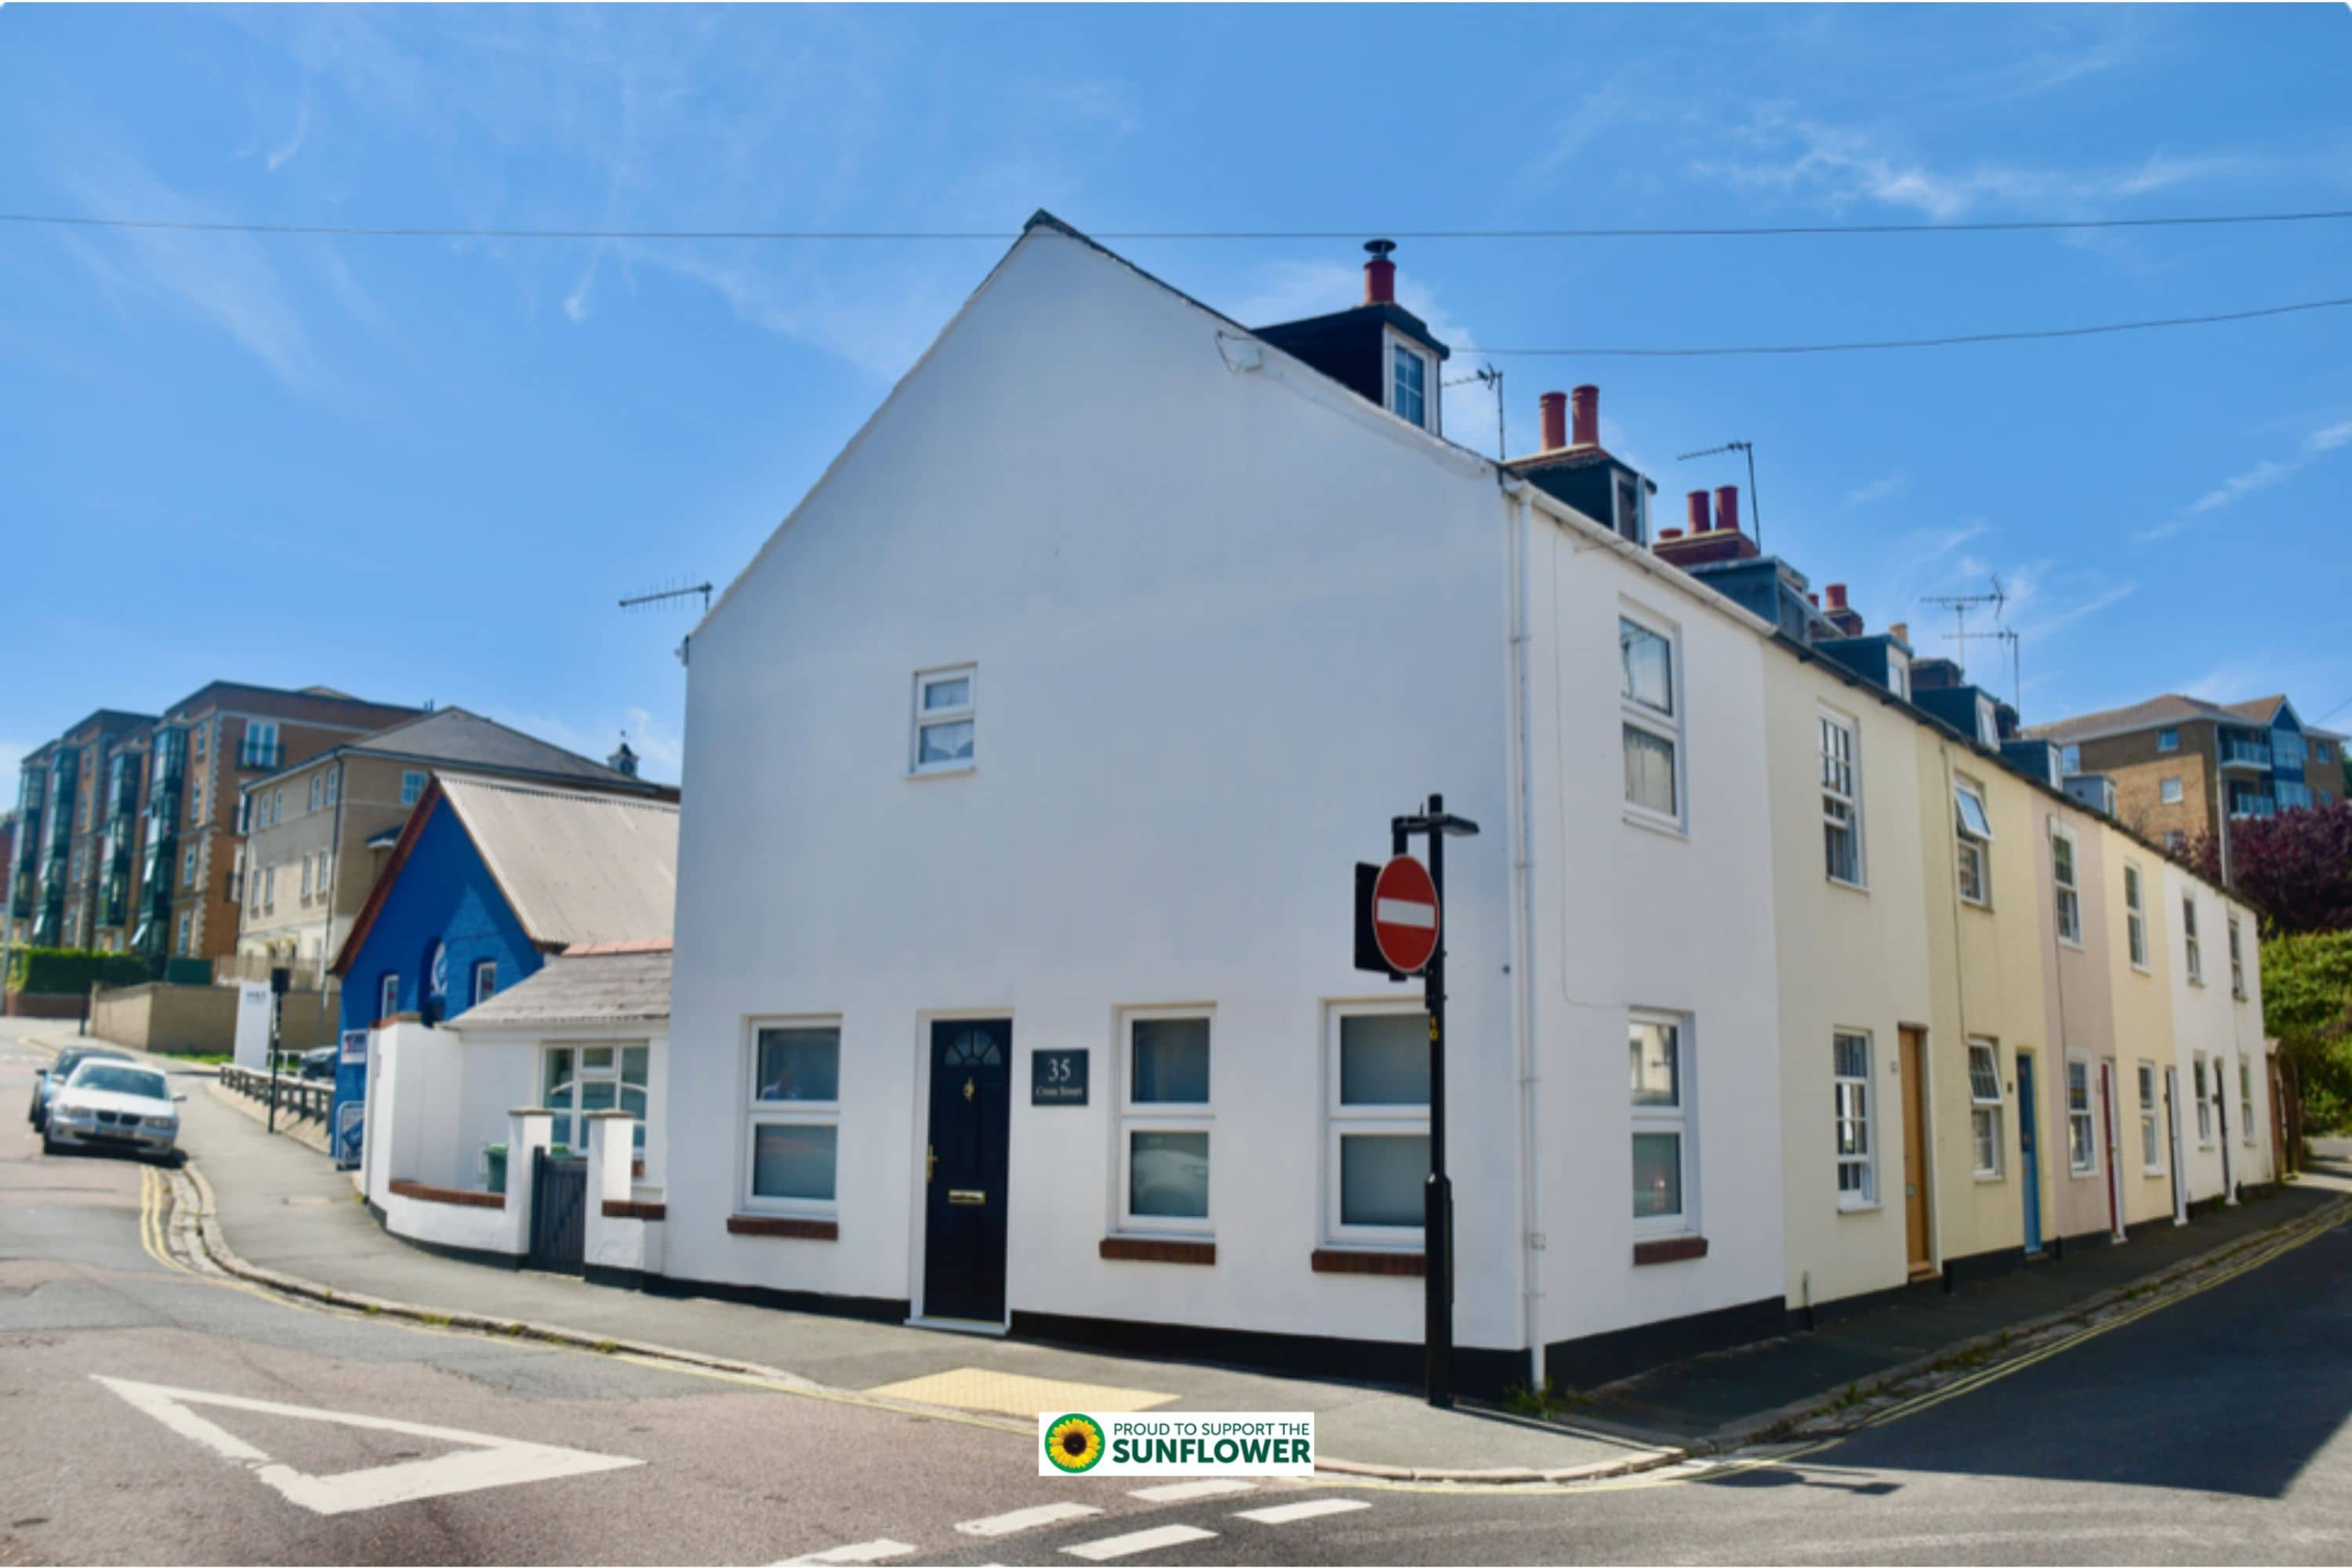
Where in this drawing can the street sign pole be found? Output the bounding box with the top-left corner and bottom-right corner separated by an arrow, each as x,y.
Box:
267,965 -> 289,1135
1372,793 -> 1475,1411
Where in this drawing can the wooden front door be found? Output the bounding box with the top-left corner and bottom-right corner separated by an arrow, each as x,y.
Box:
922,1018 -> 1012,1323
1900,1027 -> 1933,1279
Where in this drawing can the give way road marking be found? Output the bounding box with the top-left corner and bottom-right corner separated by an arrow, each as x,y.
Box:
94,1374 -> 642,1516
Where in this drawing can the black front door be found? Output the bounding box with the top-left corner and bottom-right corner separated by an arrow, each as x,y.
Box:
923,1018 -> 1012,1322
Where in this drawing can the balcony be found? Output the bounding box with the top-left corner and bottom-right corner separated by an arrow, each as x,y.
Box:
2229,793 -> 2278,822
2219,736 -> 2273,772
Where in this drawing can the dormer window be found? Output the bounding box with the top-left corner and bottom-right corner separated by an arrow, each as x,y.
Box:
1975,695 -> 1998,748
1387,332 -> 1432,430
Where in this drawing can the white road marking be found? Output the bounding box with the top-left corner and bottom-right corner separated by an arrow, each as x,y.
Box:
1233,1497 -> 1372,1525
956,1501 -> 1103,1537
1061,1524 -> 1218,1560
93,1375 -> 641,1516
1374,898 -> 1436,927
775,1541 -> 916,1565
1127,1479 -> 1258,1503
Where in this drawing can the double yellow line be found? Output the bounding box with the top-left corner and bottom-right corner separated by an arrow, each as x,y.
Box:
137,1164 -> 194,1276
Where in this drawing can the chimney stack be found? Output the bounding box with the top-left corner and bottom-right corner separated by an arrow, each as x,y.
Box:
1713,485 -> 1741,534
1889,620 -> 1910,645
1539,391 -> 1568,452
1363,239 -> 1396,306
1686,490 -> 1711,533
1571,385 -> 1599,447
1822,583 -> 1866,637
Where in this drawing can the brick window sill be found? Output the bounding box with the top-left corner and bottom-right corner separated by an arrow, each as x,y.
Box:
1100,1236 -> 1215,1266
1311,1248 -> 1425,1277
1632,1235 -> 1708,1266
604,1200 -> 668,1221
728,1214 -> 838,1241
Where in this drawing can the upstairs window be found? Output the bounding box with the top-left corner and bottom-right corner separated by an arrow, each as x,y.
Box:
473,960 -> 498,1007
2193,1054 -> 2213,1144
1954,782 -> 1994,906
1967,1040 -> 2004,1177
1975,696 -> 1999,748
2059,745 -> 2082,775
2161,777 -> 2183,804
241,720 -> 281,771
1620,615 -> 1682,826
1820,713 -> 1863,887
2124,864 -> 2148,969
2228,915 -> 2245,999
325,764 -> 340,807
912,666 -> 977,775
2183,896 -> 2203,984
1388,340 -> 1430,430
401,771 -> 426,808
2240,1060 -> 2256,1147
379,971 -> 398,1022
2158,728 -> 2180,753
2051,827 -> 2082,945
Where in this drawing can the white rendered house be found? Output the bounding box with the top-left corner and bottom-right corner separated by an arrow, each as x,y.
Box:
659,215 -> 1791,1395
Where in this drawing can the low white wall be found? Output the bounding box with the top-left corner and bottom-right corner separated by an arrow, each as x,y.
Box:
583,1111 -> 663,1276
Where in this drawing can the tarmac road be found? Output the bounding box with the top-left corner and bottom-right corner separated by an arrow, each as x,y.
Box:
5,1018 -> 2350,1566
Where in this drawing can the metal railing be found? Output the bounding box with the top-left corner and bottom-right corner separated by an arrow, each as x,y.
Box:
217,1064 -> 332,1123
2219,738 -> 2273,769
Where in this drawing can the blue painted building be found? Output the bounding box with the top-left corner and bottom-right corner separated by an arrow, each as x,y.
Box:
336,796 -> 546,1034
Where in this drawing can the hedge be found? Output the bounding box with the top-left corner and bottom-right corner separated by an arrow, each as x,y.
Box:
5,947 -> 157,995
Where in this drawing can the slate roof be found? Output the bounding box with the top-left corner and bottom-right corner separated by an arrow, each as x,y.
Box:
249,706 -> 668,797
2025,694 -> 2252,744
452,946 -> 670,1029
437,775 -> 679,949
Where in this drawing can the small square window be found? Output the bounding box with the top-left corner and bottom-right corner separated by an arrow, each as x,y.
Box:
2158,728 -> 2179,752
2160,777 -> 2183,804
912,667 -> 977,774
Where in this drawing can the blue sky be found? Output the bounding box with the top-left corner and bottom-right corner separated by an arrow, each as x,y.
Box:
5,5 -> 2350,786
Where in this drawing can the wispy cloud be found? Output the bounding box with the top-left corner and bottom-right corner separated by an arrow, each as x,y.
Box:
2136,416 -> 2352,543
1848,471 -> 1909,506
266,100 -> 310,172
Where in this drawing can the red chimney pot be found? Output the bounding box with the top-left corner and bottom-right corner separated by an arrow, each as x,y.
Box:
1685,490 -> 1711,534
1808,593 -> 1820,608
1538,392 -> 1568,452
1826,583 -> 1850,610
1713,485 -> 1741,534
1363,239 -> 1396,306
1659,528 -> 1685,541
1571,385 -> 1599,447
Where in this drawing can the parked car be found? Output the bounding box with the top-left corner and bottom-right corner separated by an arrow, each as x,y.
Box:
298,1046 -> 338,1081
26,1045 -> 132,1133
42,1060 -> 183,1162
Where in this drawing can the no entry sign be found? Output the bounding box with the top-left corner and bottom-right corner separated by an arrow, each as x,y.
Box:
1370,855 -> 1440,974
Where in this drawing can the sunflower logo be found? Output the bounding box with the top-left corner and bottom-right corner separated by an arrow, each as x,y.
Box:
1044,1413 -> 1106,1473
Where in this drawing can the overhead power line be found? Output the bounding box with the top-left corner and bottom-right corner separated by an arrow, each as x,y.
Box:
1479,294 -> 2352,358
5,207 -> 2352,242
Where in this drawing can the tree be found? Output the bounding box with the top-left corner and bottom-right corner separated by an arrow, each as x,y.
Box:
2263,930 -> 2352,1134
2190,799 -> 2352,935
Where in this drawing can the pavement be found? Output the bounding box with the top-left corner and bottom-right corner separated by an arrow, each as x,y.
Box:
11,1013 -> 2352,1565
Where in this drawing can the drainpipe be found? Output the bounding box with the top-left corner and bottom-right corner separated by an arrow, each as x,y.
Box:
1502,478 -> 1545,1391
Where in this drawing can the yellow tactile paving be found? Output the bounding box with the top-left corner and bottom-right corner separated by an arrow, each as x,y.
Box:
863,1367 -> 1177,1417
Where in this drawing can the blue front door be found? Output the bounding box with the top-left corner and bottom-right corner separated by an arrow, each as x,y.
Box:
2017,1049 -> 2043,1254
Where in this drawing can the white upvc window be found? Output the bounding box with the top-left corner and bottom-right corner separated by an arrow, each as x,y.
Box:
1630,1012 -> 1697,1236
2193,1054 -> 2213,1145
2125,864 -> 2149,970
2240,1060 -> 2256,1147
1324,1004 -> 1429,1247
325,764 -> 339,807
307,775 -> 321,813
1967,1040 -> 2005,1177
1385,331 -> 1432,430
2160,777 -> 2183,804
1117,1007 -> 1212,1234
2050,826 -> 2082,946
2182,896 -> 2203,984
2227,916 -> 2245,1000
1954,781 -> 1994,906
743,1020 -> 842,1214
1619,611 -> 1683,829
262,862 -> 275,915
2065,1054 -> 2096,1175
401,771 -> 426,808
911,666 -> 977,775
379,971 -> 398,1022
2158,728 -> 2180,752
2138,1062 -> 2162,1172
471,959 -> 497,1007
2060,744 -> 2082,775
1833,1031 -> 1875,1208
1975,695 -> 1999,748
1820,711 -> 1864,887
543,1042 -> 649,1157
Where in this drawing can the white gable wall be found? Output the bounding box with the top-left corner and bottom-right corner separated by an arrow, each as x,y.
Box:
667,229 -> 1529,1352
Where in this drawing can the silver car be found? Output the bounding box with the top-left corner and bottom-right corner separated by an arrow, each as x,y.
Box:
42,1060 -> 184,1162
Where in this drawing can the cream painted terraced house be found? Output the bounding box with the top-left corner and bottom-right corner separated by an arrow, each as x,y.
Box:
235,706 -> 672,988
